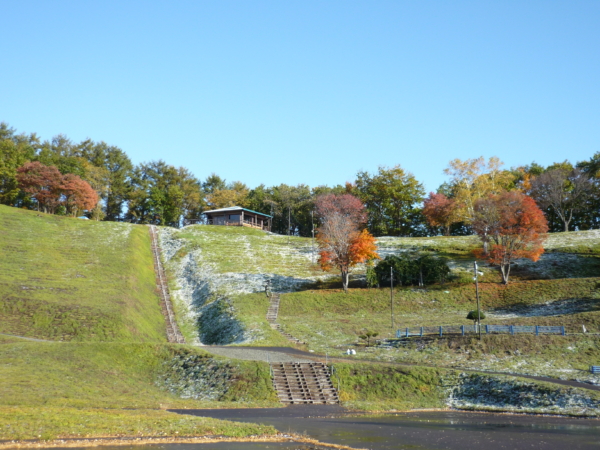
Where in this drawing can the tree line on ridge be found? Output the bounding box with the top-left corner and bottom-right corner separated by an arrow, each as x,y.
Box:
2,122 -> 600,237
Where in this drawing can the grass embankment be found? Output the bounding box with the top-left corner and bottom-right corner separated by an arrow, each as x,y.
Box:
236,278 -> 600,347
0,206 -> 165,342
330,360 -> 600,415
378,231 -> 600,282
333,362 -> 446,411
0,408 -> 275,442
0,337 -> 279,440
377,229 -> 600,255
229,292 -> 296,347
270,281 -> 600,381
172,225 -> 321,278
226,277 -> 600,381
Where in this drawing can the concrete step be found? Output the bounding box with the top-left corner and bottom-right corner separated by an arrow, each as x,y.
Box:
270,362 -> 339,405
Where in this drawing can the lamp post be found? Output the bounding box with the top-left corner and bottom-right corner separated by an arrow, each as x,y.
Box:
473,262 -> 483,340
311,210 -> 315,264
390,267 -> 394,330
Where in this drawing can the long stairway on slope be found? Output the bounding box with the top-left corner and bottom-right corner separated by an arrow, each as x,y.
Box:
149,225 -> 185,344
267,293 -> 304,345
271,362 -> 339,404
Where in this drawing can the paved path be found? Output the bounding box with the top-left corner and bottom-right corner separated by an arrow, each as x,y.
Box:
205,345 -> 600,393
204,346 -> 313,363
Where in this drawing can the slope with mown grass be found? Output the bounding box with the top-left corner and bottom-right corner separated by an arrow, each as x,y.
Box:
268,280 -> 600,384
331,360 -> 600,416
0,206 -> 165,342
160,224 -> 600,347
158,225 -> 334,345
0,336 -> 279,440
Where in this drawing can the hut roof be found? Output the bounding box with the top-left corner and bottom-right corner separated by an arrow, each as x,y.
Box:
202,206 -> 272,218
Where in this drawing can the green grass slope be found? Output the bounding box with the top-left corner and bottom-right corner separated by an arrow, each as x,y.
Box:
0,336 -> 278,440
0,206 -> 165,341
270,282 -> 600,383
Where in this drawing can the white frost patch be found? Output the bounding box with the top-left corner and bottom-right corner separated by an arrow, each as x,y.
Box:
446,372 -> 600,416
487,298 -> 596,319
158,227 -> 333,345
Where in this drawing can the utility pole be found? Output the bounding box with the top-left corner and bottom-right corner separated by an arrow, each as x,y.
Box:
288,206 -> 291,245
474,261 -> 482,340
311,210 -> 315,263
390,267 -> 394,330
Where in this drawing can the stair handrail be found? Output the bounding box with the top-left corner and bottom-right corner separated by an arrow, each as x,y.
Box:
329,364 -> 341,400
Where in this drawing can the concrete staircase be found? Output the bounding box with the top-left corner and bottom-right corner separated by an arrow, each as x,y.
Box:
267,294 -> 304,345
271,362 -> 339,404
148,225 -> 185,344
266,294 -> 279,322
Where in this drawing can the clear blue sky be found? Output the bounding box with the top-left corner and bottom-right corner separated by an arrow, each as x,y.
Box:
2,1 -> 599,193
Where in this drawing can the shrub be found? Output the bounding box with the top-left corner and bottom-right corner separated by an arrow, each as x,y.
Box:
358,330 -> 379,347
374,253 -> 450,287
466,310 -> 486,324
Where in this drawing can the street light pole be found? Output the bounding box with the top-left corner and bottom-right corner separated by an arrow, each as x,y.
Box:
311,210 -> 315,264
474,261 -> 482,340
390,267 -> 394,330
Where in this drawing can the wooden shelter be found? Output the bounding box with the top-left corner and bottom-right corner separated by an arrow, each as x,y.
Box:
203,206 -> 272,231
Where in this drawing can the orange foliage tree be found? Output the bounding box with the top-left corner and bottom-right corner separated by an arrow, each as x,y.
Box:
315,194 -> 379,292
422,192 -> 456,235
16,161 -> 64,213
472,191 -> 548,284
17,162 -> 99,216
61,173 -> 99,216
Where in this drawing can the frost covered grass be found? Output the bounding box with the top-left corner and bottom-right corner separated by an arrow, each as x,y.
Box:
158,226 -> 338,344
277,278 -> 600,338
330,360 -> 600,416
377,229 -> 600,256
264,281 -> 600,383
445,372 -> 600,416
0,206 -> 165,342
174,225 -> 322,278
386,334 -> 600,386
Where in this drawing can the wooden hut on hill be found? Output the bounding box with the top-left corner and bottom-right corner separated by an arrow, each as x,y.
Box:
202,206 -> 272,231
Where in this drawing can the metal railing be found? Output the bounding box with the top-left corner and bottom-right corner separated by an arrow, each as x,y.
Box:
148,225 -> 185,344
396,324 -> 566,338
182,218 -> 269,230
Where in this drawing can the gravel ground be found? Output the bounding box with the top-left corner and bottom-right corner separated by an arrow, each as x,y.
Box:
202,346 -> 313,363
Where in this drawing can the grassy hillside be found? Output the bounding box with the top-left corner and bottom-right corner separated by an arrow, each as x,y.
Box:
0,336 -> 279,440
170,225 -> 321,278
0,206 -> 165,341
165,225 -> 600,288
161,224 -> 600,347
377,229 -> 600,255
0,210 -> 285,441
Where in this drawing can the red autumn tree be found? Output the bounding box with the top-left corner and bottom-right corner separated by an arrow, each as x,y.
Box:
16,161 -> 64,213
16,162 -> 99,215
61,173 -> 99,216
472,191 -> 548,284
315,194 -> 379,292
422,192 -> 456,235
